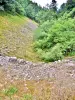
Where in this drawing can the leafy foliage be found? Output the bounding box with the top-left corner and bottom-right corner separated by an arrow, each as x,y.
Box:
34,8 -> 75,62
66,0 -> 75,10
0,0 -> 42,18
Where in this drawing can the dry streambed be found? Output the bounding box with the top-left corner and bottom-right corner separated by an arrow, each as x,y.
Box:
0,55 -> 75,100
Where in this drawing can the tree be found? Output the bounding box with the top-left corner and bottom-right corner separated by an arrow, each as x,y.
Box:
25,4 -> 35,19
0,0 -> 30,15
66,0 -> 75,10
50,0 -> 57,11
60,3 -> 66,10
45,0 -> 57,11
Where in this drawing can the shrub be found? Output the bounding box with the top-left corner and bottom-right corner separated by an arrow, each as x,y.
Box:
40,44 -> 63,62
5,3 -> 16,13
34,10 -> 75,62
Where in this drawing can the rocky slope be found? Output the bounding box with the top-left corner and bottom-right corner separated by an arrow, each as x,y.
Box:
0,55 -> 75,80
0,14 -> 39,62
0,55 -> 75,99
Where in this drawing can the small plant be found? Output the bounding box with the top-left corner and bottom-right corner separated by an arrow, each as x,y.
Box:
22,94 -> 33,100
3,86 -> 18,99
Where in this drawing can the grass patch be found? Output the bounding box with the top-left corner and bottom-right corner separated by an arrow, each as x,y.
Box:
22,94 -> 33,100
3,86 -> 18,99
69,51 -> 75,56
0,12 -> 40,62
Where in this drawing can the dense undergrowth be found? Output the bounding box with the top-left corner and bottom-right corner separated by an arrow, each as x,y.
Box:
34,8 -> 75,62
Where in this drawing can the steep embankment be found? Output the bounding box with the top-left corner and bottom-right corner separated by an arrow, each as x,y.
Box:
0,12 -> 39,62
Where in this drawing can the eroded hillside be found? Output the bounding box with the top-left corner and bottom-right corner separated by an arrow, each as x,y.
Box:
0,12 -> 39,62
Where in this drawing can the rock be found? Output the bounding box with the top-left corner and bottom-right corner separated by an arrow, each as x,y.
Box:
17,59 -> 26,64
6,56 -> 10,61
58,60 -> 61,62
9,57 -> 17,63
0,55 -> 75,82
0,54 -> 2,56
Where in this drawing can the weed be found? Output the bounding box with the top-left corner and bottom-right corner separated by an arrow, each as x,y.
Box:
22,94 -> 33,100
3,86 -> 18,99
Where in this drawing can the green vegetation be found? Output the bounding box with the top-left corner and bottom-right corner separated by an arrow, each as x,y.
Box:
3,86 -> 18,96
3,86 -> 18,99
0,0 -> 42,20
23,94 -> 33,100
34,0 -> 75,62
0,0 -> 30,15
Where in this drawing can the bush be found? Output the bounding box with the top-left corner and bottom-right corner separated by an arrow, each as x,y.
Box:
34,10 -> 75,62
5,3 -> 16,13
40,44 -> 63,62
15,1 -> 25,15
25,4 -> 35,19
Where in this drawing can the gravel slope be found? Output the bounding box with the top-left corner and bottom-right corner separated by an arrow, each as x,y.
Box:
0,55 -> 75,80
